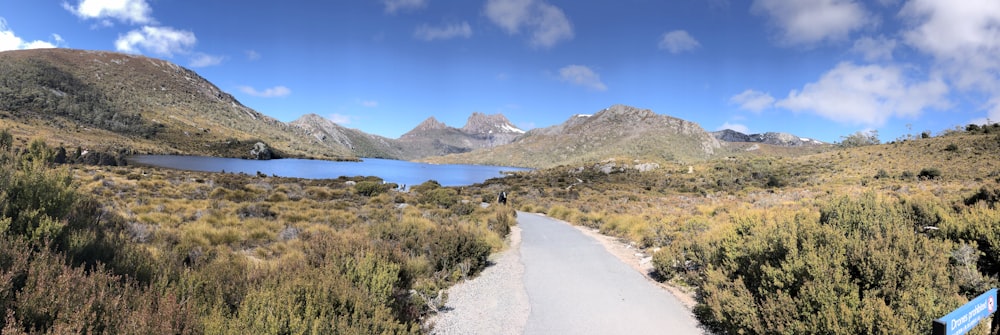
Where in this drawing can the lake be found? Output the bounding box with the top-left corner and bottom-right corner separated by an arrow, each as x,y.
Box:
128,155 -> 531,187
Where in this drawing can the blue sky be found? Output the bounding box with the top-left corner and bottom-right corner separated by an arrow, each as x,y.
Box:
2,0 -> 1000,143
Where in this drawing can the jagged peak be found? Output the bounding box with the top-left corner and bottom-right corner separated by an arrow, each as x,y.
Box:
400,116 -> 450,138
711,129 -> 826,146
415,116 -> 447,130
462,112 -> 524,134
293,113 -> 326,123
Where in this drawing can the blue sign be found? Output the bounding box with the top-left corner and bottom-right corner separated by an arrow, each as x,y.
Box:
933,288 -> 997,335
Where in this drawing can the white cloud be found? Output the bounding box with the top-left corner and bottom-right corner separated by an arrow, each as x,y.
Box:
851,36 -> 896,62
751,0 -> 872,45
901,0 -> 1000,93
238,85 -> 291,98
659,30 -> 701,54
729,89 -> 775,112
189,53 -> 224,68
359,100 -> 379,108
52,34 -> 66,47
115,26 -> 195,57
245,50 -> 261,61
328,113 -> 355,125
414,22 -> 472,41
382,0 -> 427,14
718,122 -> 750,134
485,0 -> 573,48
0,19 -> 62,51
558,65 -> 607,92
63,0 -> 154,25
776,62 -> 949,126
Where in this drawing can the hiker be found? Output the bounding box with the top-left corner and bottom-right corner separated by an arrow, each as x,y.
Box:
497,191 -> 507,205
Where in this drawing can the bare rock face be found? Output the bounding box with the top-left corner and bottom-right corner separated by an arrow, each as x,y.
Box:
395,113 -> 526,158
460,113 -> 525,148
711,129 -> 825,147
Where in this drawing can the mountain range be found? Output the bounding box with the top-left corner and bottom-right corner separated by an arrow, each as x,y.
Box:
0,48 -> 825,168
710,129 -> 825,147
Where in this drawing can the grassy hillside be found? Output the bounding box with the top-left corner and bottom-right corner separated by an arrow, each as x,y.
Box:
0,48 -> 353,160
487,125 -> 1000,334
425,105 -> 723,168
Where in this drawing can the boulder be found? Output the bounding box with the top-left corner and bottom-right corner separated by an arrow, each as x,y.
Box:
249,141 -> 273,160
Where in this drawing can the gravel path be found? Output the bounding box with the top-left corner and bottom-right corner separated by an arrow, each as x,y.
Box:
430,212 -> 701,334
430,225 -> 530,335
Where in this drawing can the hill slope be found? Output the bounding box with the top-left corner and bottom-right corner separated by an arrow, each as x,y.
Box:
290,114 -> 405,159
425,104 -> 721,168
0,48 -> 352,160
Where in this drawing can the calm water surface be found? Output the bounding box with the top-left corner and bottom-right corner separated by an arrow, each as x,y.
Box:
128,155 -> 530,187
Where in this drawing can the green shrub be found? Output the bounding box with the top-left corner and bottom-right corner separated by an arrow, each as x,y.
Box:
919,167 -> 942,180
874,169 -> 890,179
695,194 -> 963,334
419,188 -> 458,208
354,181 -> 390,197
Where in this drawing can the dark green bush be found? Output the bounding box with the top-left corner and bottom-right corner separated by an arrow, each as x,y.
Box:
420,188 -> 458,208
919,168 -> 942,180
874,169 -> 890,179
354,181 -> 390,197
695,194 -> 962,334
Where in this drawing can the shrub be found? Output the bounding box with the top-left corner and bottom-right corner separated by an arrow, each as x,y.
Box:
874,169 -> 890,179
964,185 -> 1000,208
919,168 -> 942,180
0,129 -> 11,150
355,181 -> 390,197
695,195 -> 963,334
945,143 -> 959,152
419,188 -> 458,208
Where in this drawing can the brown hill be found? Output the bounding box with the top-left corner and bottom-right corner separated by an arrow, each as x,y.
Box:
425,104 -> 722,168
0,48 -> 353,160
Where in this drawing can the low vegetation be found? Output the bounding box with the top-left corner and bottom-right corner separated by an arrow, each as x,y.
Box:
494,126 -> 1000,334
3,122 -> 999,334
0,129 -> 516,334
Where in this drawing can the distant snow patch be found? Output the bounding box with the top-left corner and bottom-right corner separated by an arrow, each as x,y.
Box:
501,123 -> 525,134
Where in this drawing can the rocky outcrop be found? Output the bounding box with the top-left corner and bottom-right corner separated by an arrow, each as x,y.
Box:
250,142 -> 273,160
711,129 -> 825,147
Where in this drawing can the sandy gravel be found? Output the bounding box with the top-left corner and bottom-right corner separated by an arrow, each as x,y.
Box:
430,213 -> 702,335
429,225 -> 530,335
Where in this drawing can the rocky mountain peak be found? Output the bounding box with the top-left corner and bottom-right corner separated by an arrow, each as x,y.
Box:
461,112 -> 524,135
596,104 -> 655,120
711,129 -> 825,147
403,117 -> 448,136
